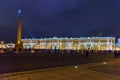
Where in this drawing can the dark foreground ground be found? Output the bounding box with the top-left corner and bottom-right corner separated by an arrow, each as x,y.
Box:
0,51 -> 115,74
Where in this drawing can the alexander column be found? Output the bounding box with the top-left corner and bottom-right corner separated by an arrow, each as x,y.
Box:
15,10 -> 23,49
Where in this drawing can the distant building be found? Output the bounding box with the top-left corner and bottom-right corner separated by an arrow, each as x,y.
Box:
21,37 -> 115,50
8,10 -> 115,51
6,43 -> 15,48
115,38 -> 120,50
117,38 -> 120,46
0,42 -> 15,49
0,41 -> 6,49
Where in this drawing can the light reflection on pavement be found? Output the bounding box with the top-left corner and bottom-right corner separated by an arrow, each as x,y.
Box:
0,59 -> 120,80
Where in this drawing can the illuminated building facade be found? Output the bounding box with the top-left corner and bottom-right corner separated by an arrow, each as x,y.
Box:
0,10 -> 116,51
0,41 -> 6,49
0,42 -> 15,49
21,37 -> 115,50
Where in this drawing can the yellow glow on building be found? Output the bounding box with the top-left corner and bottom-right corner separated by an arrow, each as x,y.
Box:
21,37 -> 115,50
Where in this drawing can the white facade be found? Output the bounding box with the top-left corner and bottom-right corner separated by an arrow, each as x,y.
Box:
21,37 -> 116,50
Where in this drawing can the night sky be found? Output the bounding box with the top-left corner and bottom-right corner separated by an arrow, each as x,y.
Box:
0,0 -> 120,42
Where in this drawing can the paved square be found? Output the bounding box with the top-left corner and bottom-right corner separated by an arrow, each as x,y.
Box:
1,59 -> 120,80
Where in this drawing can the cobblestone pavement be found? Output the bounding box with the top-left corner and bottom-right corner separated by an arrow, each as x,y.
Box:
0,59 -> 120,80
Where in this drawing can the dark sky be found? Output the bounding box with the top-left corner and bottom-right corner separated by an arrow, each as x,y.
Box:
0,0 -> 120,42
